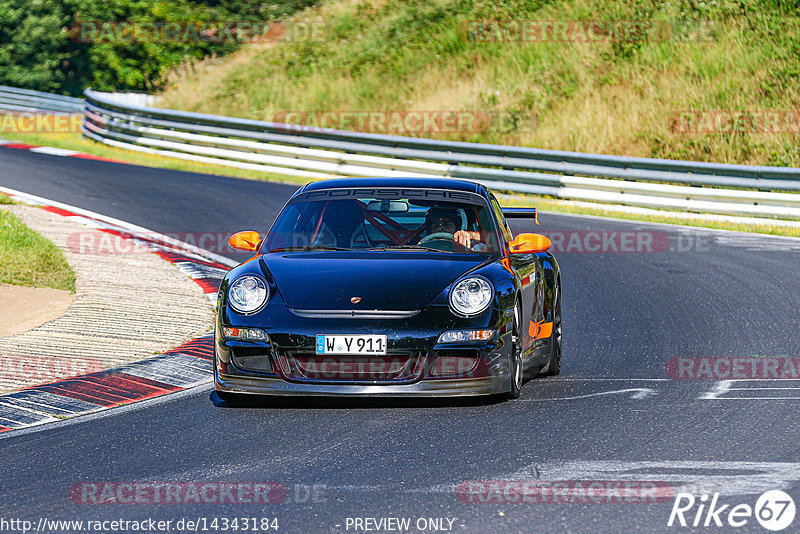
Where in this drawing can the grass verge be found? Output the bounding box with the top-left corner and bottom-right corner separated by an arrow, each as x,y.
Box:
158,0 -> 800,167
0,198 -> 76,291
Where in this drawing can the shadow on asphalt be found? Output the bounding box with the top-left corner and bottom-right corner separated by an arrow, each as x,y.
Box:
208,391 -> 508,409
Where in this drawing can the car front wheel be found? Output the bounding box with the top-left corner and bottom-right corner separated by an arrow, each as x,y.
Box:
506,303 -> 523,399
546,281 -> 562,376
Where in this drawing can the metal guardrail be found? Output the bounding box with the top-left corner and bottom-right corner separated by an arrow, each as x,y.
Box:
0,85 -> 84,113
5,85 -> 800,220
81,89 -> 800,220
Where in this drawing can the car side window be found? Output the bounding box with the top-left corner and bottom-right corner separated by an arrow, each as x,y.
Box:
489,194 -> 513,243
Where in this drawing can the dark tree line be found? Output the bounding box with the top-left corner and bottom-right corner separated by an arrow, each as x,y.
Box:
0,0 -> 317,96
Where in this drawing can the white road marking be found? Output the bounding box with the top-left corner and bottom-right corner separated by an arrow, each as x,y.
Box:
0,185 -> 237,268
502,461 -> 800,497
539,378 -> 671,382
28,146 -> 80,157
0,187 -> 224,432
700,380 -> 733,399
0,381 -> 213,440
0,401 -> 60,425
519,388 -> 656,401
729,386 -> 800,390
408,461 -> 800,498
701,380 -> 800,400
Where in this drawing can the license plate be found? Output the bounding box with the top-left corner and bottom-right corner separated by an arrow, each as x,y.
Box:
315,334 -> 387,355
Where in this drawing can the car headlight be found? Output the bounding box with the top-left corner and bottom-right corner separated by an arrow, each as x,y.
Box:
228,275 -> 269,314
449,277 -> 493,316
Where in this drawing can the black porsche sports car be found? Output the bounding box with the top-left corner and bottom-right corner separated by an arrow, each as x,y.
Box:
214,177 -> 560,400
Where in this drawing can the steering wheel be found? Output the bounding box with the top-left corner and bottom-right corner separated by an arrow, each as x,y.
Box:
419,232 -> 455,244
419,232 -> 470,252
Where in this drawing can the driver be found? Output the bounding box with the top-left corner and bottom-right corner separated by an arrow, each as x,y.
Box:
423,207 -> 482,248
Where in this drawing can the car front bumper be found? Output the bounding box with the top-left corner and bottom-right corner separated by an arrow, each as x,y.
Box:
214,300 -> 517,397
215,370 -> 511,397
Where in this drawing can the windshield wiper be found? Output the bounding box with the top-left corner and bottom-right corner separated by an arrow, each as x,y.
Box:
269,246 -> 350,252
368,245 -> 447,252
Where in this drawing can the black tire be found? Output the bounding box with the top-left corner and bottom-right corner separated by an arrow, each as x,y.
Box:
506,303 -> 523,399
546,281 -> 562,376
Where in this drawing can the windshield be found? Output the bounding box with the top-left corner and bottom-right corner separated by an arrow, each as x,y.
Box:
263,188 -> 501,254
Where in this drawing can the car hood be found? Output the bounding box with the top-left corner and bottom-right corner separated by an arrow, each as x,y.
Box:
263,251 -> 489,311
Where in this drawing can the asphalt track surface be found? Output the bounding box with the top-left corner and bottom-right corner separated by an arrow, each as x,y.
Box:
1,146 -> 800,533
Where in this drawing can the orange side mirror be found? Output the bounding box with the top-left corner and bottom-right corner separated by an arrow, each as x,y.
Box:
228,231 -> 262,252
509,233 -> 551,254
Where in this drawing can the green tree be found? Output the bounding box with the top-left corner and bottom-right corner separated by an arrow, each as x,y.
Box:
0,0 -> 73,92
0,0 -> 318,95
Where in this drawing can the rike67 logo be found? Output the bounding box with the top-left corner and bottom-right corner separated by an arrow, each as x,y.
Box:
668,490 -> 796,531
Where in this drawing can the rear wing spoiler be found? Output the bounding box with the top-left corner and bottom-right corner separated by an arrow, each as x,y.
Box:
500,207 -> 539,225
